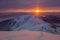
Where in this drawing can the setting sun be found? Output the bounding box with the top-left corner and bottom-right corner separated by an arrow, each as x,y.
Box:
34,9 -> 40,16
35,9 -> 40,13
32,7 -> 41,16
33,7 -> 41,13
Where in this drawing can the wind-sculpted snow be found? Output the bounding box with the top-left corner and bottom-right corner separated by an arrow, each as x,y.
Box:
0,14 -> 60,34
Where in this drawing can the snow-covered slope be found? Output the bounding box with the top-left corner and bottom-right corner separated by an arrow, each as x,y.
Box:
0,30 -> 60,40
0,14 -> 60,34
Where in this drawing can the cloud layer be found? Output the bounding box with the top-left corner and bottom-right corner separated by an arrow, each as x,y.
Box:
0,0 -> 60,10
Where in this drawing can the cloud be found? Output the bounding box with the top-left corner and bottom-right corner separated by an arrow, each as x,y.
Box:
0,0 -> 60,10
42,0 -> 60,7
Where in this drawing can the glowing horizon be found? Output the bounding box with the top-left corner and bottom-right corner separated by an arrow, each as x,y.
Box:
0,9 -> 60,13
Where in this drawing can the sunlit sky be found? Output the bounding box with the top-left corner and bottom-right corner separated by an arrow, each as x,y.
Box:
0,0 -> 60,12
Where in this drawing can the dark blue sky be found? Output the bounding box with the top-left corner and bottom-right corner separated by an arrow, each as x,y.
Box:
0,0 -> 60,10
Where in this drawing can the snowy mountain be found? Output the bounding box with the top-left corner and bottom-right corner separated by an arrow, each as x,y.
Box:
0,13 -> 60,34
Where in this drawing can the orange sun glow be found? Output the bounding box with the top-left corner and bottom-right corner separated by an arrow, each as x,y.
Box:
35,9 -> 41,13
33,7 -> 41,16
